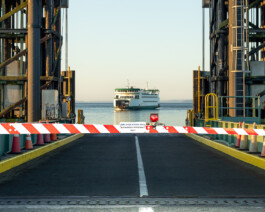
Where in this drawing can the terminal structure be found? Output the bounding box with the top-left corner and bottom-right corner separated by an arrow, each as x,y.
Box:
194,0 -> 265,124
0,0 -> 75,123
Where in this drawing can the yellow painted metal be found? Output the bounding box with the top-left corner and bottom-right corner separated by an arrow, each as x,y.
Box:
0,134 -> 84,174
205,93 -> 218,122
198,66 -> 201,114
187,109 -> 194,126
78,109 -> 84,124
0,1 -> 28,23
63,66 -> 72,118
0,76 -> 58,81
67,67 -> 71,117
186,134 -> 265,171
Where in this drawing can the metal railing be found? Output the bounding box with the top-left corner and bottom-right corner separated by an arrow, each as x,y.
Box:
219,96 -> 261,123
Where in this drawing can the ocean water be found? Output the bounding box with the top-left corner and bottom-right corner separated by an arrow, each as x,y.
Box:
76,103 -> 192,126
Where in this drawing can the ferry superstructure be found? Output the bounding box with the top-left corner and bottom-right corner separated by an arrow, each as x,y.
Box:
113,87 -> 160,110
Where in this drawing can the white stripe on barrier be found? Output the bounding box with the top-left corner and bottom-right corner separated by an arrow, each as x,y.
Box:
53,124 -> 70,134
156,126 -> 169,133
213,128 -> 228,135
0,125 -> 9,134
32,123 -> 50,134
12,123 -> 30,134
234,128 -> 248,135
193,127 -> 208,134
73,124 -> 90,134
254,129 -> 265,136
94,125 -> 110,133
174,127 -> 188,134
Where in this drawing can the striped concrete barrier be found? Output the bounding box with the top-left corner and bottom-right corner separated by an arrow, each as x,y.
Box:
0,123 -> 265,135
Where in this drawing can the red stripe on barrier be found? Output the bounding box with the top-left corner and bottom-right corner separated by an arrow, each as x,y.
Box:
245,129 -> 259,136
104,125 -> 120,133
43,124 -> 61,134
1,123 -> 19,134
22,124 -> 40,134
83,125 -> 100,133
165,126 -> 178,133
188,127 -> 198,134
203,127 -> 218,134
63,124 -> 81,134
148,126 -> 158,133
224,128 -> 238,135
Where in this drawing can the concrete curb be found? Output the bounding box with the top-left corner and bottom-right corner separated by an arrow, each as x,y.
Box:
0,134 -> 84,174
186,134 -> 265,171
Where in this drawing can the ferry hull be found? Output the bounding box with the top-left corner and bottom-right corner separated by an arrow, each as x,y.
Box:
114,105 -> 160,110
113,87 -> 160,110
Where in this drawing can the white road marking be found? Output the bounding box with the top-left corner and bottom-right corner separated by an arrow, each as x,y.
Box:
139,207 -> 154,212
135,136 -> 148,197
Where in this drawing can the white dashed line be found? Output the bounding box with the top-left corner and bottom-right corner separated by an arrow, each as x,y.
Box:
135,136 -> 148,197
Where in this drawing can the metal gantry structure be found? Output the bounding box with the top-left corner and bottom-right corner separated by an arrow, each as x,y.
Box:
0,0 -> 74,123
201,0 -> 265,120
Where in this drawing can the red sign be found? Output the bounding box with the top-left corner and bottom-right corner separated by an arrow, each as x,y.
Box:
150,113 -> 159,122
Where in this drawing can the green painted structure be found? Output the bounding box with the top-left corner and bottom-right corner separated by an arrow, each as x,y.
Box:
0,135 -> 37,157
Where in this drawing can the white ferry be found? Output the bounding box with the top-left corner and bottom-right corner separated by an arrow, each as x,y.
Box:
113,87 -> 160,110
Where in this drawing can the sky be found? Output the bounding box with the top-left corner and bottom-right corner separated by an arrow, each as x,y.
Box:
62,0 -> 209,102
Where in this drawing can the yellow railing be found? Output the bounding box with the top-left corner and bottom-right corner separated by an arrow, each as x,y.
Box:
205,93 -> 218,122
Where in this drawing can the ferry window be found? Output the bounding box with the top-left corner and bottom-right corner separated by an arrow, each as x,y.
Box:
135,95 -> 139,99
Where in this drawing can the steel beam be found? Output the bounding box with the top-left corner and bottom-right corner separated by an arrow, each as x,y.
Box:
0,76 -> 58,81
0,29 -> 27,33
27,0 -> 41,122
0,35 -> 51,70
0,97 -> 27,118
0,1 -> 28,23
249,43 -> 265,56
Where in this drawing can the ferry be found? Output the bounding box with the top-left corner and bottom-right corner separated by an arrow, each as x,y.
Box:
113,87 -> 160,110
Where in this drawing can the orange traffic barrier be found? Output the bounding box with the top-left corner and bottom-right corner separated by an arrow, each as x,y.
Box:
44,134 -> 51,143
249,122 -> 258,153
235,122 -> 242,148
25,134 -> 33,150
51,134 -> 57,141
240,122 -> 248,150
37,134 -> 44,146
261,138 -> 265,157
11,134 -> 21,153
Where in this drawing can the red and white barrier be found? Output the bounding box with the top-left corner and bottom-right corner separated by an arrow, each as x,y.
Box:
0,123 -> 265,135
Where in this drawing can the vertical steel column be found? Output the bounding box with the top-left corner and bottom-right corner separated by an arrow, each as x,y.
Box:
0,0 -> 3,112
261,3 -> 265,60
202,8 -> 205,72
54,1 -> 62,114
229,0 -> 236,117
28,0 -> 41,122
217,0 -> 226,97
0,1 -> 2,66
256,6 -> 259,60
65,8 -> 68,72
45,0 -> 53,77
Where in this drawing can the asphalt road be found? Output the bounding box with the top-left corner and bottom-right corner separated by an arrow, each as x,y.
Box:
0,134 -> 264,200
